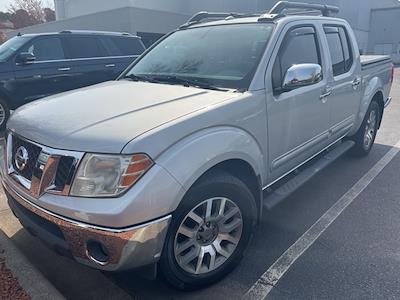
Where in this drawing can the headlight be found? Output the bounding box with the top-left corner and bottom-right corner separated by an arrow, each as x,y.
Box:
70,153 -> 153,197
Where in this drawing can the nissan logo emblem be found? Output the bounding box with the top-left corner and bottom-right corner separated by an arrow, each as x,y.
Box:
15,146 -> 29,172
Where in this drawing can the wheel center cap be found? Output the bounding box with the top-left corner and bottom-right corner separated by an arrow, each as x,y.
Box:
197,223 -> 218,245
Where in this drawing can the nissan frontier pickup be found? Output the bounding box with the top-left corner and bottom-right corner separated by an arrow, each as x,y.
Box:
1,1 -> 394,290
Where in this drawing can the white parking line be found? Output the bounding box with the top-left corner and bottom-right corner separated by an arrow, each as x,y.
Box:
244,140 -> 400,300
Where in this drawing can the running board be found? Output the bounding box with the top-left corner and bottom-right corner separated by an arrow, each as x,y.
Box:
263,140 -> 355,210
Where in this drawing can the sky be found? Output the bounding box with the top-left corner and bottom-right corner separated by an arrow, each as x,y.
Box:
0,0 -> 12,12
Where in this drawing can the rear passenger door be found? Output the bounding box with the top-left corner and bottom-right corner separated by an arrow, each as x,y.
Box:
266,25 -> 331,180
99,36 -> 146,78
323,25 -> 361,140
62,35 -> 111,88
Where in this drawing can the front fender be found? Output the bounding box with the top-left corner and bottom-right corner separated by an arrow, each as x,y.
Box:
350,76 -> 383,136
156,126 -> 266,192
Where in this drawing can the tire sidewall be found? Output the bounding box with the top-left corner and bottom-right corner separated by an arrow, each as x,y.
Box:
0,98 -> 10,130
160,172 -> 255,290
350,100 -> 380,156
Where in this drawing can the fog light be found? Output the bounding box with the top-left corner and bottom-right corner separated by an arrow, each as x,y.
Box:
86,240 -> 109,266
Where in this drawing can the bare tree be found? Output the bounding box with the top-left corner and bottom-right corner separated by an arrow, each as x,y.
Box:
9,0 -> 45,24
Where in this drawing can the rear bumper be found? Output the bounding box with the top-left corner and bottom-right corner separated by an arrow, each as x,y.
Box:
3,177 -> 171,271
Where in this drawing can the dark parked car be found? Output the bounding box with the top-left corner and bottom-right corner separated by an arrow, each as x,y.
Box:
0,30 -> 146,129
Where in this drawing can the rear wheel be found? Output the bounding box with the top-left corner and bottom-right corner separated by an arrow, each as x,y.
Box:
349,100 -> 380,157
159,171 -> 255,290
0,98 -> 10,131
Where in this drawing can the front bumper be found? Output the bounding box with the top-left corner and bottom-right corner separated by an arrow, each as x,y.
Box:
3,177 -> 171,271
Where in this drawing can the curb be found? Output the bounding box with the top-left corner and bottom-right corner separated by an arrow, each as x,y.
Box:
0,229 -> 65,300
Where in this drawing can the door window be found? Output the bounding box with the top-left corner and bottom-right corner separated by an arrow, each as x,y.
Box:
324,26 -> 353,76
63,36 -> 105,59
272,26 -> 321,91
23,37 -> 65,61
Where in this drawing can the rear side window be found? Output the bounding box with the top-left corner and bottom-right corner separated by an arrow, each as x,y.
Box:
63,36 -> 105,59
324,26 -> 353,76
23,37 -> 65,61
272,26 -> 321,90
101,36 -> 145,56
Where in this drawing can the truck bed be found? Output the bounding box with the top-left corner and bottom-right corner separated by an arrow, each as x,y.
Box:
361,55 -> 392,69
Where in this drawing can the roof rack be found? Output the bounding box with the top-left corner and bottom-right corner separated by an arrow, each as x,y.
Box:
180,11 -> 258,29
179,1 -> 340,29
259,1 -> 339,21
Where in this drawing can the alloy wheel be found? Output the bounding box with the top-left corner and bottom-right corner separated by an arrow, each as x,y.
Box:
363,109 -> 377,151
174,197 -> 243,275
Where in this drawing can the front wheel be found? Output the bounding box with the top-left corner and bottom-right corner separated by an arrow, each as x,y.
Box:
349,100 -> 380,157
159,171 -> 255,290
0,98 -> 10,131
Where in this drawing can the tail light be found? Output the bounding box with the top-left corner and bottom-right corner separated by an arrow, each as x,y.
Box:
391,63 -> 395,84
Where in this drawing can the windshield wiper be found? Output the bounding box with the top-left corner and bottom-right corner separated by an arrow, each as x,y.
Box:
150,75 -> 230,92
123,73 -> 162,84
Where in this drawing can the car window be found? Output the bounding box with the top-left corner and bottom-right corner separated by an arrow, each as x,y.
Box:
272,26 -> 321,90
64,36 -> 105,59
324,26 -> 353,77
101,36 -> 145,56
0,36 -> 30,62
23,37 -> 65,61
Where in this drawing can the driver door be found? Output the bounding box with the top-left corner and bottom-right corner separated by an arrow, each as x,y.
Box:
265,24 -> 332,181
13,36 -> 73,106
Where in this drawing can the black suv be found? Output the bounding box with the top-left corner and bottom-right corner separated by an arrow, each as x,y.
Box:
0,30 -> 146,129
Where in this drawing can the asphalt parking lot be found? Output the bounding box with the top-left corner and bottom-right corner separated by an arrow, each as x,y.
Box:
0,68 -> 400,300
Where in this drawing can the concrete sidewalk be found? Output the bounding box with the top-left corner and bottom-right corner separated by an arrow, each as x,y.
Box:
0,229 -> 64,300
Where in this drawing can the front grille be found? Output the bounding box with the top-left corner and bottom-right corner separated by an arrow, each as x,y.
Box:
54,156 -> 76,191
7,133 -> 81,196
12,135 -> 42,180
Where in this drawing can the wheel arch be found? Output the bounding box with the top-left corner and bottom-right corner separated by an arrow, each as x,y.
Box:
351,75 -> 385,136
190,159 -> 262,224
156,126 -> 265,223
371,91 -> 384,128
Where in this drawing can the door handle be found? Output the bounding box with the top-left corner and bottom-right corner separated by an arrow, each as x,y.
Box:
105,64 -> 116,68
352,78 -> 361,88
320,87 -> 332,101
58,67 -> 71,71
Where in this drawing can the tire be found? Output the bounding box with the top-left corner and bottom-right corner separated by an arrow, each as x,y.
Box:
0,98 -> 10,131
159,171 -> 256,290
349,100 -> 380,157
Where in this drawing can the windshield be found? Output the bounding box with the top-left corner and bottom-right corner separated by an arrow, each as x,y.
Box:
0,36 -> 30,62
124,23 -> 274,90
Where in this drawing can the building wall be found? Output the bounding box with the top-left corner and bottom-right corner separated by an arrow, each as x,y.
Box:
368,7 -> 400,63
55,0 -> 262,20
7,7 -> 189,44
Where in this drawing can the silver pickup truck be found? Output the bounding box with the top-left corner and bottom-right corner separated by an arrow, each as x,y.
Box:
0,1 -> 394,290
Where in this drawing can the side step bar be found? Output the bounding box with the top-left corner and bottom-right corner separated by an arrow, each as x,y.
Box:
263,140 -> 355,210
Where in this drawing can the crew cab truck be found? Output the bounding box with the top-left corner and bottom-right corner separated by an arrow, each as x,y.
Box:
0,1 -> 394,290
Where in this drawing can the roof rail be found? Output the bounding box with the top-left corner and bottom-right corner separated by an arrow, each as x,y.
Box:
180,11 -> 257,29
274,1 -> 338,16
59,30 -> 72,34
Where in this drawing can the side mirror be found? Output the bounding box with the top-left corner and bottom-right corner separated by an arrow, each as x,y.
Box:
16,52 -> 36,65
281,63 -> 322,92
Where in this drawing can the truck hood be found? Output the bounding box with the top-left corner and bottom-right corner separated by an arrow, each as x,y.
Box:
8,81 -> 236,153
